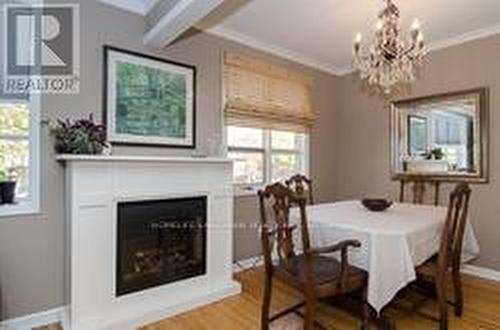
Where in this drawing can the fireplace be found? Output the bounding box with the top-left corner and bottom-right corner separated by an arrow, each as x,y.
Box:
61,155 -> 240,328
116,196 -> 207,296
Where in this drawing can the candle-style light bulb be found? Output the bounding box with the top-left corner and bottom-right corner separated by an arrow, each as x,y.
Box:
417,31 -> 424,42
376,19 -> 383,30
412,19 -> 420,31
411,19 -> 421,41
354,33 -> 362,54
417,32 -> 425,49
355,33 -> 362,43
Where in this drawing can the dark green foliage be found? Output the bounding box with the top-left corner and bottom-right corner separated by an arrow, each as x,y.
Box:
50,114 -> 107,154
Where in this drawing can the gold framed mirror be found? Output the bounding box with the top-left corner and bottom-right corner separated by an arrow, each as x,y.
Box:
390,88 -> 489,183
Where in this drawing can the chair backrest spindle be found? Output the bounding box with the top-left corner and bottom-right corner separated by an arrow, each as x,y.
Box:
259,183 -> 309,267
437,183 -> 471,280
286,174 -> 314,205
399,177 -> 441,206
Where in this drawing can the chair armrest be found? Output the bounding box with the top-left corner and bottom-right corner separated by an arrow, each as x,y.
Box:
308,239 -> 362,293
307,239 -> 361,255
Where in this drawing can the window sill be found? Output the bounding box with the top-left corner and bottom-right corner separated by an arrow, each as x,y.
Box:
233,185 -> 262,197
0,200 -> 39,218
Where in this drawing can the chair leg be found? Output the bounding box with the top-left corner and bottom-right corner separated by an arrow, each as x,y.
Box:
261,273 -> 273,330
303,289 -> 316,330
360,285 -> 370,330
439,304 -> 448,330
452,267 -> 464,317
437,283 -> 448,330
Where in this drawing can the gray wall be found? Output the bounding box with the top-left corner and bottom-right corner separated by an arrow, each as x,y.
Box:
335,35 -> 500,270
0,0 -> 339,320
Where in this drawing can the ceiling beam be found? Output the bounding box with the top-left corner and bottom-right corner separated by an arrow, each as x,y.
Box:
144,0 -> 224,48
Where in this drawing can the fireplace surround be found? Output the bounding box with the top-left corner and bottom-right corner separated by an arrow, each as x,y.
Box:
59,155 -> 241,329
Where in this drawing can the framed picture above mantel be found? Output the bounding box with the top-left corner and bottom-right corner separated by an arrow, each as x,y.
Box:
103,46 -> 196,148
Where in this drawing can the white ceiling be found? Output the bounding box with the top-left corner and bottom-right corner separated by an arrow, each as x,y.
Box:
98,0 -> 500,75
197,0 -> 500,74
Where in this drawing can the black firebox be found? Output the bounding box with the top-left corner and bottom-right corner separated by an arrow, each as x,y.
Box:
116,196 -> 207,296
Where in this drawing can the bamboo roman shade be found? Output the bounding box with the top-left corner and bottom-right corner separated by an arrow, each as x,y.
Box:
224,53 -> 315,133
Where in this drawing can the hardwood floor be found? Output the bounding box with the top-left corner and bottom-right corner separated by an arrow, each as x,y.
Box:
142,267 -> 500,330
34,267 -> 500,329
33,324 -> 62,330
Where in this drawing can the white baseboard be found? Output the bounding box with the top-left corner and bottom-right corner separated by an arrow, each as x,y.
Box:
106,282 -> 242,330
0,306 -> 68,330
0,283 -> 242,330
233,256 -> 264,273
461,264 -> 500,282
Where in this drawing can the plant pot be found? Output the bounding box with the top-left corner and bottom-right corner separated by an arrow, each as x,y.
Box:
0,181 -> 17,204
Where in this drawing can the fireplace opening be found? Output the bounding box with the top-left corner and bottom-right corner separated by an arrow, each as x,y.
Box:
116,196 -> 207,296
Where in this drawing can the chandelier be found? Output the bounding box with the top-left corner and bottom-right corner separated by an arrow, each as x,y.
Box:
353,0 -> 425,94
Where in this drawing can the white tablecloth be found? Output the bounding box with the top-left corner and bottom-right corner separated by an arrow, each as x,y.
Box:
289,200 -> 480,312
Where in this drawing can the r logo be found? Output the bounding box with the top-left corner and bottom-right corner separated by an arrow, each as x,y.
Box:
6,5 -> 77,76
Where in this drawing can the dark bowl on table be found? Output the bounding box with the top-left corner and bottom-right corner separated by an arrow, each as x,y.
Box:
361,199 -> 393,212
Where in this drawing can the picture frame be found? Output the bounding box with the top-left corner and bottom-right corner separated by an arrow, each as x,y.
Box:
103,46 -> 196,148
390,88 -> 489,183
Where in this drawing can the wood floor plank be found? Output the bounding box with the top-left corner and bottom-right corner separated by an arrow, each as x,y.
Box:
142,268 -> 500,330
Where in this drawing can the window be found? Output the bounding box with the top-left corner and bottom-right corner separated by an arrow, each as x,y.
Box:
223,53 -> 314,195
227,125 -> 309,194
0,98 -> 40,216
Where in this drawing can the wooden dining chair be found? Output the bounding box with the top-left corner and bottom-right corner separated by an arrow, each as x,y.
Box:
399,177 -> 441,206
285,174 -> 314,205
258,182 -> 369,330
414,183 -> 471,330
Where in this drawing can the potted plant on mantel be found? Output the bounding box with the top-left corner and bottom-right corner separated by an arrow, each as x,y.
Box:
50,114 -> 110,155
0,168 -> 18,204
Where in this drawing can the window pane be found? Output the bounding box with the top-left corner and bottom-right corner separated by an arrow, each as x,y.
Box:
228,151 -> 264,184
272,130 -> 302,150
0,104 -> 29,136
272,153 -> 301,182
0,140 -> 29,198
227,126 -> 264,148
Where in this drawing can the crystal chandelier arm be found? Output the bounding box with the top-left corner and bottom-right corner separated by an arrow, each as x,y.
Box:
352,0 -> 425,93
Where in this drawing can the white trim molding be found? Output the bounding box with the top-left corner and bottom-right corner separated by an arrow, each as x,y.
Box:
0,94 -> 41,218
427,24 -> 500,52
0,307 -> 68,330
96,0 -> 161,15
461,264 -> 500,282
233,256 -> 264,274
206,26 -> 347,76
144,0 -> 162,14
144,0 -> 224,48
96,0 -> 147,15
204,23 -> 500,77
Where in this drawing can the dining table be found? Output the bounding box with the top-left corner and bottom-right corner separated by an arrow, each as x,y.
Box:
288,200 -> 480,313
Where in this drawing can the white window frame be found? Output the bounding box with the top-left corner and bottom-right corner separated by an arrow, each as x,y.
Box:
0,94 -> 41,217
226,127 -> 310,197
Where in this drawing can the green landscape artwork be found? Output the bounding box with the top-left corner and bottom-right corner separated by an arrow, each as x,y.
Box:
115,61 -> 187,138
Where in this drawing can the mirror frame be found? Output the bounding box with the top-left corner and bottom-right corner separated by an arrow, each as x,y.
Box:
390,88 -> 489,183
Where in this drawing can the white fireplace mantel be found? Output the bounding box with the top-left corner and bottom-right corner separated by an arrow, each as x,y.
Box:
59,155 -> 241,329
56,154 -> 235,164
